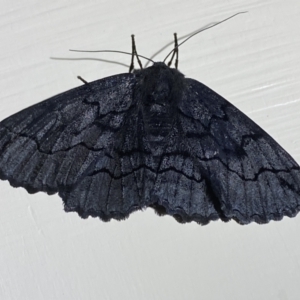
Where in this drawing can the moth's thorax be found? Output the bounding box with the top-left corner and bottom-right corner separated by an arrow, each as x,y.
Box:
134,63 -> 184,149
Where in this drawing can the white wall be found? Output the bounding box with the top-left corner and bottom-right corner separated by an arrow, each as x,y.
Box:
1,0 -> 300,299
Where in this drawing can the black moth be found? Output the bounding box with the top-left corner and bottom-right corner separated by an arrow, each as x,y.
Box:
1,23 -> 300,225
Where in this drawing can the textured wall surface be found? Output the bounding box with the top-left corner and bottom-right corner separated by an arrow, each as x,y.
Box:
1,1 -> 300,299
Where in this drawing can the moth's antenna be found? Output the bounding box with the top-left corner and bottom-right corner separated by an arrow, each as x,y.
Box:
163,11 -> 247,63
69,49 -> 154,67
167,33 -> 179,69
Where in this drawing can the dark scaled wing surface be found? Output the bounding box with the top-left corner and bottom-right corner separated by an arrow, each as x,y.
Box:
0,73 -> 148,220
2,64 -> 300,225
176,78 -> 300,224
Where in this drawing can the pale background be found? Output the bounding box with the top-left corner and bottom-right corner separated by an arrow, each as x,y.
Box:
1,1 -> 300,299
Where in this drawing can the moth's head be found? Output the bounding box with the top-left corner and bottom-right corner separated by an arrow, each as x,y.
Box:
132,62 -> 176,74
133,61 -> 185,108
133,62 -> 184,79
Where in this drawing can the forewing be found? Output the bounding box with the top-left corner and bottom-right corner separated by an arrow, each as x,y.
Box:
178,78 -> 300,224
0,73 -> 135,199
60,108 -> 158,221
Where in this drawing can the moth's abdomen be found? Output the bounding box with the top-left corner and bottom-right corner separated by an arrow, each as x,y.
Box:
143,104 -> 174,142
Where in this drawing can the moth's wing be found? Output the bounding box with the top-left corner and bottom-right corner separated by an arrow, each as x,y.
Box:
148,129 -> 220,225
0,73 -> 146,220
59,102 -> 155,221
175,78 -> 300,224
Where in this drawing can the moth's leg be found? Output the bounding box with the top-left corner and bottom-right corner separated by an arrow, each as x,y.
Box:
129,34 -> 143,73
167,33 -> 178,69
77,76 -> 88,85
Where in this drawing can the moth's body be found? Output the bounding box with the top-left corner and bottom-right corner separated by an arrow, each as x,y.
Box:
1,61 -> 300,225
134,63 -> 184,153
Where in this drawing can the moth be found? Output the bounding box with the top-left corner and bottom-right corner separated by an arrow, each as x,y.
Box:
1,13 -> 299,225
